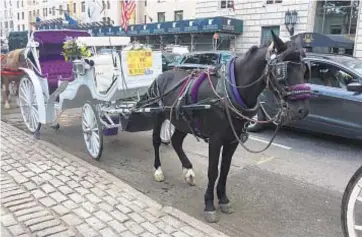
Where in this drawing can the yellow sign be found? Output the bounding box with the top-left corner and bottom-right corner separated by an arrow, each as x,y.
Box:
126,50 -> 153,76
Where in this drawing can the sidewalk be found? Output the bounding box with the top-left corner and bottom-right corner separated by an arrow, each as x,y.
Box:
0,121 -> 229,237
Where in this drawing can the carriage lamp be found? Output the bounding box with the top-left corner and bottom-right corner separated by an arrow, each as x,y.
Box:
284,10 -> 298,36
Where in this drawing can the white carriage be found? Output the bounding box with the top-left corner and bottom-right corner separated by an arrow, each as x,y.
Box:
17,29 -> 164,159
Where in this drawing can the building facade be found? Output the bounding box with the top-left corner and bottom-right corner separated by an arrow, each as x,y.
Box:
195,0 -> 362,59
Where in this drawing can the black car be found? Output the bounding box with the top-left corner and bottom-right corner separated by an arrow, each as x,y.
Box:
247,53 -> 362,140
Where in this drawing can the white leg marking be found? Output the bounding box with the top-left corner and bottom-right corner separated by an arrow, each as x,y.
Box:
183,168 -> 196,186
4,102 -> 10,109
154,167 -> 165,182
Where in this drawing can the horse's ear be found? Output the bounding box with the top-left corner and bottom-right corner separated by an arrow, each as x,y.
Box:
271,30 -> 287,53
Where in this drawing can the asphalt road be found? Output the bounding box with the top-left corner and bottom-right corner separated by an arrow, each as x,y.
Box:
2,102 -> 362,237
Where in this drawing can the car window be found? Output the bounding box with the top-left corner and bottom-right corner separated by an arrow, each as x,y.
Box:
183,54 -> 200,64
198,53 -> 219,65
309,61 -> 358,89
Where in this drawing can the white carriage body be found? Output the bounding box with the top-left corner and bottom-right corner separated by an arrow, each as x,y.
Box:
18,30 -> 163,126
58,37 -> 163,110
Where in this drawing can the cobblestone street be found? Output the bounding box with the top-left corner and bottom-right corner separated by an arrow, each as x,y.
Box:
0,121 -> 229,237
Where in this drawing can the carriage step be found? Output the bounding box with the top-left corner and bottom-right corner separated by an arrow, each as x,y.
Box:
48,81 -> 69,104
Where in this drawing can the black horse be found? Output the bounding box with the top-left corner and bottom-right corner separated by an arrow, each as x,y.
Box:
141,31 -> 311,223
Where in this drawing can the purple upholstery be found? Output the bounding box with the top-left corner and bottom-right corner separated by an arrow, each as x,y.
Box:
33,30 -> 90,93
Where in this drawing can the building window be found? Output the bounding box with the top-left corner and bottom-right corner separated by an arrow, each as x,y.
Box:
107,0 -> 110,9
102,1 -> 106,9
330,25 -> 342,34
261,25 -> 280,45
18,25 -> 20,31
21,1 -> 23,7
73,3 -> 76,13
17,13 -> 20,20
37,9 -> 39,16
17,1 -> 19,8
266,0 -> 282,4
59,5 -> 63,15
174,10 -> 183,21
81,2 -> 85,12
67,4 -> 70,13
22,12 -> 24,19
49,8 -> 51,15
43,8 -> 47,17
157,12 -> 165,22
52,7 -> 55,16
144,15 -> 147,23
314,1 -> 359,35
220,0 -> 234,9
22,24 -> 25,31
145,0 -> 147,6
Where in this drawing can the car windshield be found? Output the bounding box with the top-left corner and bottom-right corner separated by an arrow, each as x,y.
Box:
342,59 -> 362,77
164,54 -> 182,63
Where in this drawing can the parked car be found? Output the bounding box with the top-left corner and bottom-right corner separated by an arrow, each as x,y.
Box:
247,53 -> 362,140
162,53 -> 183,71
172,50 -> 235,71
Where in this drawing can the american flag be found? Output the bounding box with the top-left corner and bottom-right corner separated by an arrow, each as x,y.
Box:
121,0 -> 136,32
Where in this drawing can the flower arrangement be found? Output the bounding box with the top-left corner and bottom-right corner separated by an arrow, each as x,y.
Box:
62,37 -> 92,61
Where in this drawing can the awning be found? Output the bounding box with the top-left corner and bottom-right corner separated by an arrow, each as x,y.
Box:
37,17 -> 243,37
291,32 -> 354,49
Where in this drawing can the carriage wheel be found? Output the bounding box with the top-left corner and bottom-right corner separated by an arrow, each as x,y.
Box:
18,76 -> 40,133
82,101 -> 103,160
160,119 -> 175,145
341,165 -> 362,237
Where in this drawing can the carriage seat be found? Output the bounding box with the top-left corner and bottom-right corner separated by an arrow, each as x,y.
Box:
40,60 -> 74,92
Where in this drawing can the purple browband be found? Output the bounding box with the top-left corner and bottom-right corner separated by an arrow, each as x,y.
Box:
286,84 -> 312,101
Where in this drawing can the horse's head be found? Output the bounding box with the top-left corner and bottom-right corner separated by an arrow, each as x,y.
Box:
265,30 -> 311,122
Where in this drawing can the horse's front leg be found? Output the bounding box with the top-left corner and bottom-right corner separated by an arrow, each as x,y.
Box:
204,136 -> 222,223
2,77 -> 10,109
171,129 -> 195,186
217,141 -> 238,214
153,113 -> 165,182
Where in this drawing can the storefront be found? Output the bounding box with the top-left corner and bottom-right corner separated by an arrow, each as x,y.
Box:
37,16 -> 243,52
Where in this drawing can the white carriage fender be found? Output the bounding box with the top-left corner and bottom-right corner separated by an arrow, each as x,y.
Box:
18,67 -> 47,124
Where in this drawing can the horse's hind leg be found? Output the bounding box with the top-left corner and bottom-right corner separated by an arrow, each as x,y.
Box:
171,129 -> 195,186
217,141 -> 238,214
153,113 -> 165,182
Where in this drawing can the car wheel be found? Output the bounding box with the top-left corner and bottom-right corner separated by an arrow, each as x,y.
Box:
246,108 -> 266,132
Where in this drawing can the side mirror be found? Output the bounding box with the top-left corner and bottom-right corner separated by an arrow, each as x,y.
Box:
347,82 -> 362,93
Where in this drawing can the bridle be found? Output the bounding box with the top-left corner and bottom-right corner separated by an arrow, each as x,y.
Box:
205,44 -> 312,153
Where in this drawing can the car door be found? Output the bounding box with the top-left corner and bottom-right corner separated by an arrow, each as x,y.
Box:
296,60 -> 362,138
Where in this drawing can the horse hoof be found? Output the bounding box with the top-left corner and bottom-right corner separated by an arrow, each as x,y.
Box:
219,203 -> 234,214
154,167 -> 165,182
33,131 -> 40,140
4,103 -> 10,109
183,168 -> 196,186
51,124 -> 60,130
204,211 -> 219,223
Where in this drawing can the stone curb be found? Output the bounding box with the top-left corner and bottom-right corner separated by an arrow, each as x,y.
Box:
2,121 -> 230,237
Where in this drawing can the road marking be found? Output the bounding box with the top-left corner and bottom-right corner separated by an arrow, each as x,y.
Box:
257,156 -> 276,165
249,136 -> 292,150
